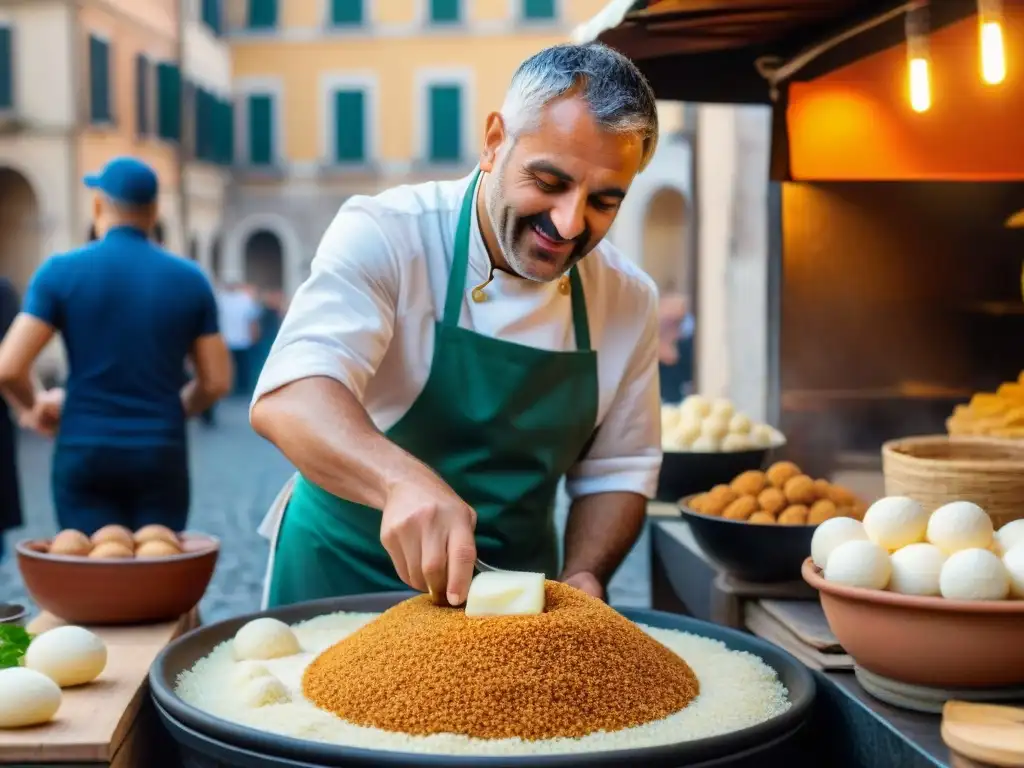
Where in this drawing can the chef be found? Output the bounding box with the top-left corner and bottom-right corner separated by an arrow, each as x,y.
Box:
251,42 -> 663,609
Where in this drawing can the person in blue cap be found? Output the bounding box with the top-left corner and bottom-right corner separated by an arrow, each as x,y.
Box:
0,156 -> 233,536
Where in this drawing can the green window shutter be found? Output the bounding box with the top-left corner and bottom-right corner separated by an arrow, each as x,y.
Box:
135,54 -> 149,135
248,93 -> 273,165
428,84 -> 461,163
333,90 -> 365,162
194,88 -> 213,161
201,0 -> 221,35
430,0 -> 460,24
0,27 -> 12,110
224,100 -> 235,164
156,62 -> 181,141
248,0 -> 277,29
89,36 -> 111,123
523,0 -> 555,20
330,0 -> 362,26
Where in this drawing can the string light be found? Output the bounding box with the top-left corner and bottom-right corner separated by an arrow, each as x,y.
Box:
978,0 -> 1006,85
905,2 -> 932,113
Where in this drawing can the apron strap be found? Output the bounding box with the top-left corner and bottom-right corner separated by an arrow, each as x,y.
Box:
442,168 -> 593,354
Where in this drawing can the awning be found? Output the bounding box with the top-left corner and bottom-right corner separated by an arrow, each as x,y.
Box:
574,0 -> 978,104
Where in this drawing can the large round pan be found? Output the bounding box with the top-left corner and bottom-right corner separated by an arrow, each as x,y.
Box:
150,592 -> 815,768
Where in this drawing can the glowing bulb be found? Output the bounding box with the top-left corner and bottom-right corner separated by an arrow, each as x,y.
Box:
980,20 -> 1006,84
909,57 -> 931,112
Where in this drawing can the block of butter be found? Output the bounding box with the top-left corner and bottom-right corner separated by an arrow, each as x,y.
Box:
464,571 -> 546,617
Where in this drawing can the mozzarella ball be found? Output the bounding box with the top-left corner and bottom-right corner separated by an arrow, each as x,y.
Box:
680,394 -> 711,419
927,501 -> 994,554
862,496 -> 928,552
888,543 -> 947,596
811,517 -> 868,570
666,419 -> 701,450
660,406 -> 681,435
690,434 -> 720,452
824,540 -> 891,590
710,398 -> 735,419
996,519 -> 1024,555
233,618 -> 301,661
25,626 -> 107,688
749,423 -> 775,448
0,668 -> 62,728
940,548 -> 1009,601
240,676 -> 291,708
1003,545 -> 1024,599
721,433 -> 752,452
231,660 -> 272,686
727,412 -> 752,435
700,416 -> 729,442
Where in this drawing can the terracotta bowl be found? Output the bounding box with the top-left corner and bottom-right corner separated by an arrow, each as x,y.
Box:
802,558 -> 1024,688
16,532 -> 219,626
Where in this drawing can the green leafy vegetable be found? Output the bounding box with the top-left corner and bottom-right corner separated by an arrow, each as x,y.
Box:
0,624 -> 32,668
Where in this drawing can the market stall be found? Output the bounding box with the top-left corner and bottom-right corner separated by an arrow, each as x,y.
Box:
577,0 -> 1024,764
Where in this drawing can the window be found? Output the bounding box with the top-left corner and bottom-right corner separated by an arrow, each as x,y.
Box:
430,0 -> 460,24
88,35 -> 111,124
428,84 -> 461,163
523,0 -> 556,20
329,0 -> 362,26
215,98 -> 234,165
331,89 -> 365,162
247,93 -> 274,165
247,0 -> 277,29
156,61 -> 182,141
135,54 -> 150,136
194,87 -> 217,162
0,26 -> 12,110
201,0 -> 221,35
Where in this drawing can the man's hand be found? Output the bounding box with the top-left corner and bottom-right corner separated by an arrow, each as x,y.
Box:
19,388 -> 63,437
562,571 -> 606,601
380,473 -> 478,606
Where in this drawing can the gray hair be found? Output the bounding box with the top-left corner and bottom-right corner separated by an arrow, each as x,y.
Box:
500,43 -> 659,170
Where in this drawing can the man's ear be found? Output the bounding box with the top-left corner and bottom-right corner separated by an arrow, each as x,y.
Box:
479,112 -> 506,173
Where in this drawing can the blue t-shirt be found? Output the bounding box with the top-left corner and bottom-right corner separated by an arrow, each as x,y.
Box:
23,227 -> 219,447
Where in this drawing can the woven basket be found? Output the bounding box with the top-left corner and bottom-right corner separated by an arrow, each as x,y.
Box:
882,435 -> 1024,529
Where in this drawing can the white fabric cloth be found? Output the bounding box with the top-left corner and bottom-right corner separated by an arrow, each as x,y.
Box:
218,289 -> 261,349
252,170 -> 663,500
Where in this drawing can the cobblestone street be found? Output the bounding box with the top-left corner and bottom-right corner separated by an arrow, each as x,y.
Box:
1,399 -> 650,623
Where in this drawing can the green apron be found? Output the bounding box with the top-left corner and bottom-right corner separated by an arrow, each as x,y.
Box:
267,170 -> 600,606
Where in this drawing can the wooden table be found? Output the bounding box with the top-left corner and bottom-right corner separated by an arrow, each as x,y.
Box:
0,610 -> 197,767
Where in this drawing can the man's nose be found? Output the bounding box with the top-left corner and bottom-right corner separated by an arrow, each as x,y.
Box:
549,194 -> 586,241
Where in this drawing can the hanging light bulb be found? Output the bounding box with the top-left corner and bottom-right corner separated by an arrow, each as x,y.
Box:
906,2 -> 932,113
978,0 -> 1006,85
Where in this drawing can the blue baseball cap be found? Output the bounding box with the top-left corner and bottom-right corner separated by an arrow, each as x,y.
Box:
83,156 -> 159,206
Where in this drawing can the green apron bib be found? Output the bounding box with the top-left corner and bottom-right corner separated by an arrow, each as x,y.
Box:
267,170 -> 600,607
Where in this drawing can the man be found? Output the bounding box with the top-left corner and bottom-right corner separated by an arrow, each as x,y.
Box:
0,278 -> 22,560
217,282 -> 262,397
0,156 -> 232,535
251,43 -> 662,609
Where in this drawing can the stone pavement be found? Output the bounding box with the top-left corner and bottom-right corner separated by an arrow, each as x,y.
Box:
0,399 -> 650,623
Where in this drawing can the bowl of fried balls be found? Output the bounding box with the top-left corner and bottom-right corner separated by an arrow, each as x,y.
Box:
678,461 -> 868,582
16,525 -> 219,626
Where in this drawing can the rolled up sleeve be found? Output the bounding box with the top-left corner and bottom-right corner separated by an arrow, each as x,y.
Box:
564,285 -> 663,500
251,205 -> 400,409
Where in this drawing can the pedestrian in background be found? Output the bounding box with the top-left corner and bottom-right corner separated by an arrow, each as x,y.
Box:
218,282 -> 262,397
0,278 -> 22,561
0,156 -> 233,536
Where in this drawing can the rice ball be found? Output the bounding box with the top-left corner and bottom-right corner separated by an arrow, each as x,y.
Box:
862,496 -> 928,551
728,413 -> 752,434
749,423 -> 777,448
700,415 -> 729,442
824,540 -> 891,590
811,517 -> 868,570
233,618 -> 301,661
666,419 -> 701,450
888,543 -> 946,596
721,433 -> 751,452
927,501 -> 994,554
996,519 -> 1024,555
660,406 -> 681,435
690,434 -> 720,452
1003,545 -> 1024,599
680,394 -> 711,419
710,398 -> 735,419
939,548 -> 1009,600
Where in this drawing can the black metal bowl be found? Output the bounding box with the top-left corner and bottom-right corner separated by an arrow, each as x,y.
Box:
679,499 -> 816,583
150,593 -> 816,768
655,446 -> 782,503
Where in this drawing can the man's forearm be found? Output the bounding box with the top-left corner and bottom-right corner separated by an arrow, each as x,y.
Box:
560,492 -> 646,585
250,376 -> 433,510
0,373 -> 36,416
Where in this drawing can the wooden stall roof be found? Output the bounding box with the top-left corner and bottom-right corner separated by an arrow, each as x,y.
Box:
577,0 -> 978,104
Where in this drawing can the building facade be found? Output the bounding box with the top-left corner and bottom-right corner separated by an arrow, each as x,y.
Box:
219,0 -> 693,298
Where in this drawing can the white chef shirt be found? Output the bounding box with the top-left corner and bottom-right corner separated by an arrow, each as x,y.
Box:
252,170 -> 663,500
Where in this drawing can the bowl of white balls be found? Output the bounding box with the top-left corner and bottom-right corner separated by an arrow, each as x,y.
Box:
802,497 -> 1024,689
658,395 -> 787,502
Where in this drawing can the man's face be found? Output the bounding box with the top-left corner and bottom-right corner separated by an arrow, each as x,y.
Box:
481,95 -> 644,283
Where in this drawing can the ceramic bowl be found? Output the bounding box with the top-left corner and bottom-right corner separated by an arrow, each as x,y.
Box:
0,603 -> 27,626
803,558 -> 1024,688
679,499 -> 815,582
16,532 -> 219,625
656,443 -> 784,502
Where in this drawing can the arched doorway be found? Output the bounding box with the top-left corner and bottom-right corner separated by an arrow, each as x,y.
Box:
642,187 -> 690,294
243,229 -> 284,291
0,168 -> 42,291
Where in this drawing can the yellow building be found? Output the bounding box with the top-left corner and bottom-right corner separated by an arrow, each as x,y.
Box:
218,0 -> 693,298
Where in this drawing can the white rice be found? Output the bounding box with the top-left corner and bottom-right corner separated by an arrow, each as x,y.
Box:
175,611 -> 791,756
